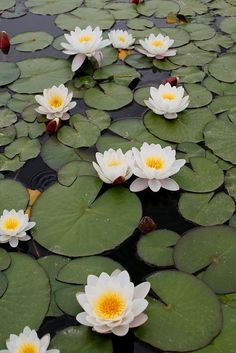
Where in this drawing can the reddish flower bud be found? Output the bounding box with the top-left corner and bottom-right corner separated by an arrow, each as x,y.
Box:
162,76 -> 178,87
46,118 -> 61,134
130,0 -> 143,4
0,31 -> 10,54
138,216 -> 157,234
113,176 -> 126,185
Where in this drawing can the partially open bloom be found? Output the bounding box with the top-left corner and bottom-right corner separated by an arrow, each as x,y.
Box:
76,270 -> 150,336
130,143 -> 185,192
137,33 -> 176,59
108,30 -> 135,49
92,148 -> 133,184
61,26 -> 111,71
0,209 -> 35,248
35,84 -> 76,121
0,326 -> 59,353
144,83 -> 189,119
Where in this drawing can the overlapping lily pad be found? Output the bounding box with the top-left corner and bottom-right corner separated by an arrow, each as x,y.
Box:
208,54 -> 236,82
169,43 -> 216,66
0,179 -> 29,214
11,31 -> 53,51
137,0 -> 179,17
25,0 -> 83,15
0,62 -> 20,86
4,137 -> 41,161
0,109 -> 17,128
0,249 -> 11,271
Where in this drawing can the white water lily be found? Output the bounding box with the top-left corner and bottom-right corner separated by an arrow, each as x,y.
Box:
137,33 -> 176,59
92,148 -> 133,184
0,326 -> 59,353
61,26 -> 111,71
76,270 -> 150,336
130,143 -> 186,192
0,209 -> 35,248
108,29 -> 135,49
144,83 -> 190,119
35,84 -> 76,121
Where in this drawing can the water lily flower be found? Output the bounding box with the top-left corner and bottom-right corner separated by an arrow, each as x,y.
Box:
130,142 -> 185,192
35,84 -> 76,121
92,148 -> 133,184
61,26 -> 111,71
0,209 -> 35,248
144,83 -> 190,119
137,33 -> 176,59
0,326 -> 59,353
108,30 -> 135,49
76,270 -> 150,336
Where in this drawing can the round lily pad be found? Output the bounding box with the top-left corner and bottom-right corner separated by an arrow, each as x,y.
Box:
203,77 -> 236,96
0,179 -> 29,215
104,3 -> 138,20
0,62 -> 20,86
137,0 -> 179,17
0,155 -> 24,172
57,256 -> 123,284
0,272 -> 7,299
124,54 -> 153,69
184,83 -> 213,108
58,161 -> 96,186
127,18 -> 153,30
0,92 -> 11,107
0,0 -> 15,10
31,177 -> 142,256
55,285 -> 83,316
93,64 -> 140,86
175,0 -> 208,15
177,142 -> 205,161
169,43 -> 216,67
184,23 -> 215,40
178,192 -> 235,226
195,33 -> 233,52
134,86 -> 150,106
0,109 -> 17,128
208,54 -> 236,83
135,270 -> 222,352
0,249 -> 11,271
144,108 -> 215,143
225,167 -> 236,199
7,94 -> 35,113
0,126 -> 16,147
0,253 -> 50,347
11,31 -> 53,51
50,326 -> 113,353
137,229 -> 180,267
172,157 -> 224,192
172,67 -> 205,83
209,95 -> 236,114
4,137 -> 41,161
174,226 -> 236,293
25,0 -> 83,15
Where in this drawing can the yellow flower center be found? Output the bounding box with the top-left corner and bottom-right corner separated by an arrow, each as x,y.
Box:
79,35 -> 92,43
118,35 -> 126,43
95,291 -> 126,320
161,92 -> 177,100
3,217 -> 20,231
49,95 -> 63,108
152,40 -> 164,47
145,157 -> 165,170
107,159 -> 122,167
18,343 -> 38,353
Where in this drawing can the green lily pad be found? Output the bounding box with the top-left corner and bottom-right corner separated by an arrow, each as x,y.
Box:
204,119 -> 236,164
175,0 -> 208,15
137,229 -> 180,267
21,103 -> 39,122
184,83 -> 213,108
209,95 -> 236,114
0,62 -> 20,86
100,46 -> 117,67
0,0 -> 15,10
208,54 -> 236,83
0,249 -> 11,271
144,108 -> 215,143
11,31 -> 53,51
0,92 -> 11,107
84,83 -> 133,110
0,126 -> 16,147
58,161 -> 96,186
0,253 -> 50,347
176,142 -> 205,161
153,58 -> 180,71
170,43 -> 216,66
220,17 -> 236,40
135,271 -> 222,352
134,86 -> 150,107
7,94 -> 35,113
174,226 -> 236,293
0,109 -> 17,128
172,67 -> 205,83
184,23 -> 215,40
225,167 -> 236,199
15,120 -> 45,139
38,255 -> 71,317
0,155 -> 24,172
127,18 -> 153,30
9,58 -> 73,94
137,0 -> 179,17
25,0 -> 83,15
0,272 -> 7,299
31,177 -> 142,256
208,0 -> 236,16
4,137 -> 41,161
55,8 -> 114,31
50,326 -> 113,353
173,157 -> 224,192
97,118 -> 167,153
57,256 -> 123,284
54,285 -> 83,316
124,54 -> 153,69
203,77 -> 236,95
195,34 -> 233,52
0,179 -> 29,214
104,3 -> 138,20
93,64 -> 140,86
178,192 -> 235,226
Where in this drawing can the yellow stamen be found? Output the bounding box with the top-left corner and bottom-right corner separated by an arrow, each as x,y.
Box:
145,157 -> 165,170
107,159 -> 122,167
18,343 -> 38,353
118,35 -> 126,43
95,291 -> 126,320
3,217 -> 20,231
152,40 -> 164,47
49,95 -> 63,108
79,35 -> 92,43
161,92 -> 177,100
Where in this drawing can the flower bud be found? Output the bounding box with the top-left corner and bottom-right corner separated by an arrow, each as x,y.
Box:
162,76 -> 178,87
138,216 -> 157,233
0,31 -> 10,54
46,118 -> 61,134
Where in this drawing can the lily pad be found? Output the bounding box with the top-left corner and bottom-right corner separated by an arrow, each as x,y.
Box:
184,84 -> 213,108
0,62 -> 20,86
203,77 -> 236,95
54,285 -> 83,316
0,249 -> 11,271
125,54 -> 153,69
225,167 -> 236,199
50,326 -> 113,353
84,83 -> 133,111
58,161 -> 96,186
0,155 -> 24,172
144,108 -> 215,143
11,31 -> 53,51
177,142 -> 205,161
137,0 -> 179,17
0,272 -> 7,298
0,92 -> 11,107
184,23 -> 215,41
104,3 -> 138,20
4,137 -> 41,161
127,18 -> 153,30
172,67 -> 205,83
25,0 -> 83,15
7,94 -> 35,113
0,253 -> 50,347
0,126 -> 16,147
0,109 -> 17,128
170,43 -> 216,67
57,256 -> 123,284
175,0 -> 208,15
135,271 -> 222,352
0,0 -> 15,11
195,34 -> 233,52
178,192 -> 235,226
137,229 -> 180,267
31,177 -> 142,256
209,95 -> 236,114
0,179 -> 29,215
208,54 -> 236,83
93,64 -> 140,86
9,58 -> 73,94
174,225 -> 236,293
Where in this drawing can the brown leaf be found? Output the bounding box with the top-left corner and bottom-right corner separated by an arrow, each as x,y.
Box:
118,49 -> 132,61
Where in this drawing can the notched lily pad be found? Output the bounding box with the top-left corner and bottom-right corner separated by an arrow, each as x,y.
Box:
0,179 -> 29,214
0,109 -> 17,128
58,161 -> 96,186
4,137 -> 41,161
11,31 -> 53,51
0,62 -> 20,86
25,0 -> 83,15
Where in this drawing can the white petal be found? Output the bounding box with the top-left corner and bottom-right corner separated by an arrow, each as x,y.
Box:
130,178 -> 149,192
9,237 -> 19,248
132,299 -> 148,316
40,334 -> 50,351
134,282 -> 150,299
129,313 -> 148,328
148,179 -> 161,192
160,178 -> 179,191
76,312 -> 93,326
72,53 -> 86,72
112,324 -> 129,336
